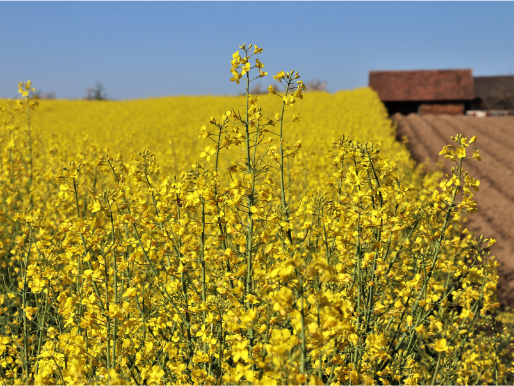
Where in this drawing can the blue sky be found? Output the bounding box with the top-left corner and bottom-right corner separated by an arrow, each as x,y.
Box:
1,1 -> 513,100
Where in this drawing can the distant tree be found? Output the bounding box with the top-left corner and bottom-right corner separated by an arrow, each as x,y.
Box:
305,79 -> 328,92
42,92 -> 56,100
85,83 -> 108,101
241,80 -> 326,95
250,83 -> 265,95
33,90 -> 56,100
248,83 -> 278,95
237,83 -> 279,96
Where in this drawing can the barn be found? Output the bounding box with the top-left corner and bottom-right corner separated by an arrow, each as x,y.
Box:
369,69 -> 475,116
471,75 -> 514,112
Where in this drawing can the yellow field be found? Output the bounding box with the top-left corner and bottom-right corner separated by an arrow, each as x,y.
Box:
28,88 -> 409,186
0,44 -> 512,385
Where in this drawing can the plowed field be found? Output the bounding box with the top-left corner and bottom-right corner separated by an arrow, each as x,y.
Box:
393,113 -> 514,307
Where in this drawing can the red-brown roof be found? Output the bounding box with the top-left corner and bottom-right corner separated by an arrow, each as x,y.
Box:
369,69 -> 474,102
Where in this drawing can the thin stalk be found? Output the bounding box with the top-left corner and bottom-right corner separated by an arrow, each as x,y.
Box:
431,353 -> 442,385
299,275 -> 307,376
107,200 -> 118,370
200,198 -> 209,372
72,179 -> 88,339
353,217 -> 364,370
21,229 -> 33,383
25,98 -> 34,209
243,51 -> 255,368
34,284 -> 50,376
278,79 -> 293,244
103,252 -> 111,371
181,272 -> 194,363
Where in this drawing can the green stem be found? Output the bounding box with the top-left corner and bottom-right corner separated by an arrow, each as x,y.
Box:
278,80 -> 293,244
299,276 -> 307,376
431,353 -> 442,385
244,50 -> 255,368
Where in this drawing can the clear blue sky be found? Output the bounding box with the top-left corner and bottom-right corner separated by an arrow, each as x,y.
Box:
2,1 -> 513,100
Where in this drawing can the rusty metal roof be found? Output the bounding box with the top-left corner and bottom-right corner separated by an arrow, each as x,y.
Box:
369,69 -> 474,102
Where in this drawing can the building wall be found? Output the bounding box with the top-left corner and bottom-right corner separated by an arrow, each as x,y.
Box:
384,101 -> 466,116
383,101 -> 420,115
419,103 -> 464,115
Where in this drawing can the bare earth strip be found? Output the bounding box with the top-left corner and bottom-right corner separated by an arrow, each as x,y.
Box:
393,113 -> 514,307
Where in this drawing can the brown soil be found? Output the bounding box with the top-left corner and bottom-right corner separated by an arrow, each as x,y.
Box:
393,113 -> 514,307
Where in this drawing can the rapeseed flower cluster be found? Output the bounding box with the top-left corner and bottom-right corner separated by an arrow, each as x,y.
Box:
0,46 -> 512,385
